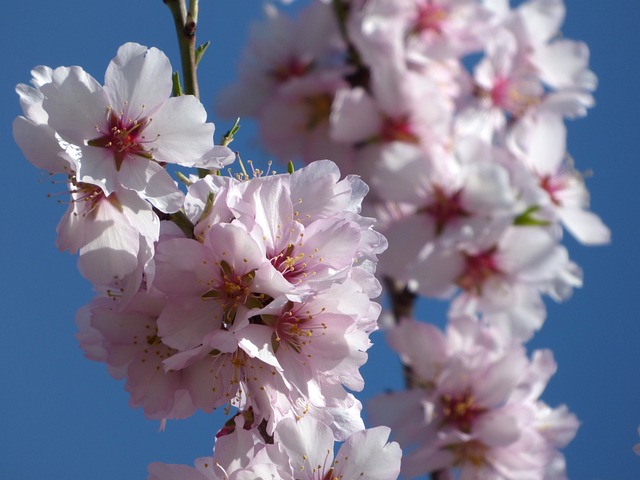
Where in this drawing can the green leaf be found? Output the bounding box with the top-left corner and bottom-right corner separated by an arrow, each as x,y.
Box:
514,206 -> 551,226
195,41 -> 211,66
287,160 -> 295,174
172,71 -> 183,96
221,118 -> 241,147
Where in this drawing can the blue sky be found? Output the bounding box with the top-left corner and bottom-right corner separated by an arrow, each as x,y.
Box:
1,1 -> 639,478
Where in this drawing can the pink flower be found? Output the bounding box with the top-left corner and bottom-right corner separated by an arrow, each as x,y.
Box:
57,183 -> 158,289
76,291 -> 196,420
369,317 -> 578,479
237,174 -> 364,293
139,161 -> 385,434
369,139 -> 517,283
273,416 -> 401,480
258,71 -> 355,166
507,113 -> 610,245
457,0 -> 596,139
401,224 -> 577,339
330,62 -> 452,152
14,65 -> 160,291
349,0 -> 494,63
148,416 -> 279,479
153,221 -> 292,351
216,1 -> 345,118
149,415 -> 402,480
247,278 -> 375,392
13,66 -> 78,174
40,43 -> 218,213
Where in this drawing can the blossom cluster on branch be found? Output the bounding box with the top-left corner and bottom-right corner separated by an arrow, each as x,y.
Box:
13,0 -> 611,478
14,38 -> 399,478
220,0 -> 609,339
216,0 -> 610,477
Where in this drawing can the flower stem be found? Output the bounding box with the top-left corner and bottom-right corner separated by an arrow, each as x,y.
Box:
163,0 -> 200,98
169,210 -> 195,239
431,470 -> 454,480
383,277 -> 418,388
384,278 -> 453,479
330,0 -> 370,89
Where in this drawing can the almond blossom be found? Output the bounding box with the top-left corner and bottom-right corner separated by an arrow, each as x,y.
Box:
13,65 -> 77,174
148,415 -> 402,480
369,139 -> 517,282
456,0 -> 597,140
58,184 -> 158,289
147,416 -> 281,479
216,1 -> 345,118
445,225 -> 578,340
76,291 -> 197,420
329,61 -> 453,177
13,63 -> 159,292
507,113 -> 611,245
15,1 -> 609,478
330,62 -> 452,149
39,42 -> 223,213
75,159 -> 386,439
369,317 -> 578,479
348,0 -> 495,64
258,71 -> 355,166
150,163 -> 385,436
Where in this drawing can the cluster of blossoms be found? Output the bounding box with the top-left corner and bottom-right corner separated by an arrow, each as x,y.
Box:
369,317 -> 578,478
218,0 -> 610,477
77,158 -> 388,436
220,0 -> 609,339
14,43 -> 234,292
148,415 -> 400,479
15,41 -> 400,477
14,0 -> 614,477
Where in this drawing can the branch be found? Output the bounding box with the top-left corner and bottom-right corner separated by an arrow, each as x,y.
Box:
163,0 -> 200,98
383,279 -> 453,479
383,277 -> 418,389
330,0 -> 370,89
431,470 -> 454,480
383,276 -> 417,321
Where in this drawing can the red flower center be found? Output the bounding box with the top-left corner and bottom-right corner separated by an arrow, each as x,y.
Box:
540,174 -> 566,206
415,2 -> 448,34
272,57 -> 312,82
421,186 -> 469,235
380,116 -> 419,143
88,110 -> 151,170
440,391 -> 486,433
457,247 -> 501,294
